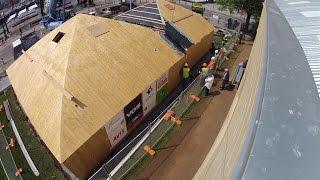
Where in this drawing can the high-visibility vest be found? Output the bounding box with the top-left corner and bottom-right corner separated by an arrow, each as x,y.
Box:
183,67 -> 190,78
202,67 -> 209,74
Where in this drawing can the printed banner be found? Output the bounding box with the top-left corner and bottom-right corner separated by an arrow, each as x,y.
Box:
142,81 -> 157,115
105,111 -> 128,147
156,71 -> 169,90
156,71 -> 169,103
124,94 -> 143,126
156,84 -> 168,103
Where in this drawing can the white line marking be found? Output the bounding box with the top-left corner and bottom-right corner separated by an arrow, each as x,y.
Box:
289,1 -> 310,5
0,158 -> 9,180
301,11 -> 320,17
309,63 -> 320,66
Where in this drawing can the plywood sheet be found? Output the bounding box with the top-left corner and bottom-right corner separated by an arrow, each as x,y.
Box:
157,0 -> 213,43
7,14 -> 183,163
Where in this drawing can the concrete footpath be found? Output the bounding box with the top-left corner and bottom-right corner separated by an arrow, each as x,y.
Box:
137,42 -> 253,180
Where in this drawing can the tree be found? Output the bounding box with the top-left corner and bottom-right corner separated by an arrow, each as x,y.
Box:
216,0 -> 264,32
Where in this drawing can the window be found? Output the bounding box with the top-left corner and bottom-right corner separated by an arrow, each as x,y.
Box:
52,32 -> 65,43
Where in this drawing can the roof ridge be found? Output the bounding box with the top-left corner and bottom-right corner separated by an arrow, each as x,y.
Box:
58,15 -> 80,162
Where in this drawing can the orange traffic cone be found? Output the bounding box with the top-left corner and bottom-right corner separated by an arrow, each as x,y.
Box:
6,138 -> 15,150
162,110 -> 174,121
0,124 -> 5,130
15,168 -> 23,176
190,94 -> 200,102
144,145 -> 156,156
171,116 -> 182,125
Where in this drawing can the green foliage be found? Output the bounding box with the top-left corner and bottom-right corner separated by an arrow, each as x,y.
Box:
216,0 -> 263,16
216,0 -> 263,31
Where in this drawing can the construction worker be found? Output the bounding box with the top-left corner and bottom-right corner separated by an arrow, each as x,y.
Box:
220,68 -> 230,90
215,49 -> 219,57
204,74 -> 215,96
208,57 -> 217,72
199,63 -> 209,76
182,63 -> 190,88
239,31 -> 244,44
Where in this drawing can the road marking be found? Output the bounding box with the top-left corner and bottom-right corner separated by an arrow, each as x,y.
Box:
309,63 -> 320,66
0,158 -> 9,180
301,11 -> 320,17
289,1 -> 310,5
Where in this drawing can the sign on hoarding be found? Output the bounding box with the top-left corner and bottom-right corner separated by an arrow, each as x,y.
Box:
142,81 -> 157,115
124,94 -> 143,126
105,111 -> 128,147
156,71 -> 168,90
156,71 -> 169,103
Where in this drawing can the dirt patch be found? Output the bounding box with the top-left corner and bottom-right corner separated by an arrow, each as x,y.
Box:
136,42 -> 253,180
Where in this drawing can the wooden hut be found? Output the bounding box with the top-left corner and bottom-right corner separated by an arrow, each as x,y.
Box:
7,1 -> 213,179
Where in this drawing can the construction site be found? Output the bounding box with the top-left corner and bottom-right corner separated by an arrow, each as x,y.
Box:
0,0 -> 320,179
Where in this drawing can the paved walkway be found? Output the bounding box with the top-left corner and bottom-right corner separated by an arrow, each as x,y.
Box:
137,42 -> 253,180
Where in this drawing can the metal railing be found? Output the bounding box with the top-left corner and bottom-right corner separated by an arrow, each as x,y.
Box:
216,31 -> 239,68
90,72 -> 206,180
89,30 -> 241,180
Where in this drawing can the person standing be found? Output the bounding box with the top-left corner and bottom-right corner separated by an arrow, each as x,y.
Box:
211,42 -> 216,53
220,68 -> 230,90
204,74 -> 215,96
239,31 -> 244,44
182,63 -> 190,88
199,63 -> 209,75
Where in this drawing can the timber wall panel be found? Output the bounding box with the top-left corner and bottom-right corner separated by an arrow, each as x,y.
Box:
63,127 -> 111,179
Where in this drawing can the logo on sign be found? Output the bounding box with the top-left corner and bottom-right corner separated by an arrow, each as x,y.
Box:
157,72 -> 168,89
126,103 -> 142,117
113,128 -> 125,142
124,94 -> 143,126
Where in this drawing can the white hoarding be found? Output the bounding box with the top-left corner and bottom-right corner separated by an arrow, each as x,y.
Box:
156,70 -> 169,90
142,81 -> 157,115
105,111 -> 128,147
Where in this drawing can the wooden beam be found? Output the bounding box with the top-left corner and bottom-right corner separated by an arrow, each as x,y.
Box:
42,70 -> 74,101
172,13 -> 193,23
22,50 -> 33,62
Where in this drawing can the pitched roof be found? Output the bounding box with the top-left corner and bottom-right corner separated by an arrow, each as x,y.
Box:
157,0 -> 213,43
7,14 -> 182,162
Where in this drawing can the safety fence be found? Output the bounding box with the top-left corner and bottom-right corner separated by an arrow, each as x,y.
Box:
90,72 -> 207,180
216,30 -> 239,68
0,101 -> 23,180
4,100 -> 39,176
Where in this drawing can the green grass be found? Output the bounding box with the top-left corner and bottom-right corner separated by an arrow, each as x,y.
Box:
0,88 -> 65,179
120,100 -> 197,180
0,165 -> 7,180
213,34 -> 223,49
120,125 -> 178,180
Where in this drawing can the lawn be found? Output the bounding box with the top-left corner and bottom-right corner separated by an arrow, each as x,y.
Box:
119,99 -> 197,180
0,87 -> 65,179
0,164 -> 7,180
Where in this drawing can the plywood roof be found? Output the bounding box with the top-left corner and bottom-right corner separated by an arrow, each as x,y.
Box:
7,14 -> 182,162
157,0 -> 213,43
